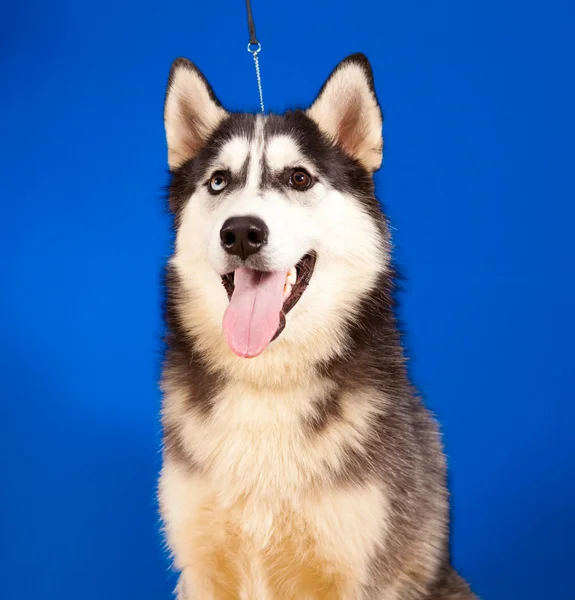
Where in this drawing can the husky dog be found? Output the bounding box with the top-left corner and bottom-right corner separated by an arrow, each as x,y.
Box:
158,53 -> 476,599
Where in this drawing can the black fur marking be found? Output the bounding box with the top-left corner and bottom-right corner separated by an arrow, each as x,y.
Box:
309,268 -> 453,593
162,419 -> 198,470
167,114 -> 257,223
162,265 -> 227,416
304,388 -> 342,433
264,112 -> 385,226
235,156 -> 250,190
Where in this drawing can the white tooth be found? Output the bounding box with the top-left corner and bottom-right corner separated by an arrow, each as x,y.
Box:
283,283 -> 292,299
287,268 -> 297,286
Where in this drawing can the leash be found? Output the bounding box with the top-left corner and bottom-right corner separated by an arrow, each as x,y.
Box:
245,0 -> 265,113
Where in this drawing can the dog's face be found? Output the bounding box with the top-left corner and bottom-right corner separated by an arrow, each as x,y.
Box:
164,54 -> 389,368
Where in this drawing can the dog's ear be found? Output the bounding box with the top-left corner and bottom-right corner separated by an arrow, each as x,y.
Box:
164,58 -> 228,170
307,54 -> 383,172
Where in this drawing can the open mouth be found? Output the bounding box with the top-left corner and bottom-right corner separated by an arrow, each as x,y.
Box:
220,252 -> 317,358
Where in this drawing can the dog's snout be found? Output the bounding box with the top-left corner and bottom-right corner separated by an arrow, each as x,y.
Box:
220,216 -> 268,260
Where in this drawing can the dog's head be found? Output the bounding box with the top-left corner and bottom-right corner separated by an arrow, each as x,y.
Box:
164,54 -> 389,372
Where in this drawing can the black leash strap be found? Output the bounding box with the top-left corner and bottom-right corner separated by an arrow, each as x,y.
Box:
245,0 -> 258,46
245,0 -> 264,112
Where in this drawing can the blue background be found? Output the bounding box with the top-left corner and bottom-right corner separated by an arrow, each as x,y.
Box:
1,0 -> 574,598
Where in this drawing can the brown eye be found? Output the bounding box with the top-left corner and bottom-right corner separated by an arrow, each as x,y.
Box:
209,171 -> 228,193
289,169 -> 313,191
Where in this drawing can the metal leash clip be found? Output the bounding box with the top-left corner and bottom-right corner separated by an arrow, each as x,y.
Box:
245,0 -> 265,113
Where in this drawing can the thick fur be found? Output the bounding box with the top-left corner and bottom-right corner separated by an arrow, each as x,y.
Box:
158,54 -> 476,599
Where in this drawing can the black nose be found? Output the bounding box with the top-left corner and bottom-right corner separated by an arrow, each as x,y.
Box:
220,216 -> 269,260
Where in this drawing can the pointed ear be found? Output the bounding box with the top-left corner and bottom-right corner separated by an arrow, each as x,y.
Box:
164,58 -> 228,170
306,54 -> 383,172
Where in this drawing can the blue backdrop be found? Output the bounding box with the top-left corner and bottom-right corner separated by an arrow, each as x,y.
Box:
1,1 -> 574,598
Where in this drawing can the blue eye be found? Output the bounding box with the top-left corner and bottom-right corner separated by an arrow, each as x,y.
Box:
209,172 -> 228,193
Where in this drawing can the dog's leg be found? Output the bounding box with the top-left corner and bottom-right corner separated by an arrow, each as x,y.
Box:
160,461 -> 241,600
237,551 -> 271,600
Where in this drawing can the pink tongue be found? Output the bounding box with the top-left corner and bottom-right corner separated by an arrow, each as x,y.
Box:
222,268 -> 287,358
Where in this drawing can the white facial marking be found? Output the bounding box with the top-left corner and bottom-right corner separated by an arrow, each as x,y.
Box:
266,135 -> 304,171
215,137 -> 250,173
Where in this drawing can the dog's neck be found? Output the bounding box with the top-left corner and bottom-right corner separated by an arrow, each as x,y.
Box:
164,267 -> 410,402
